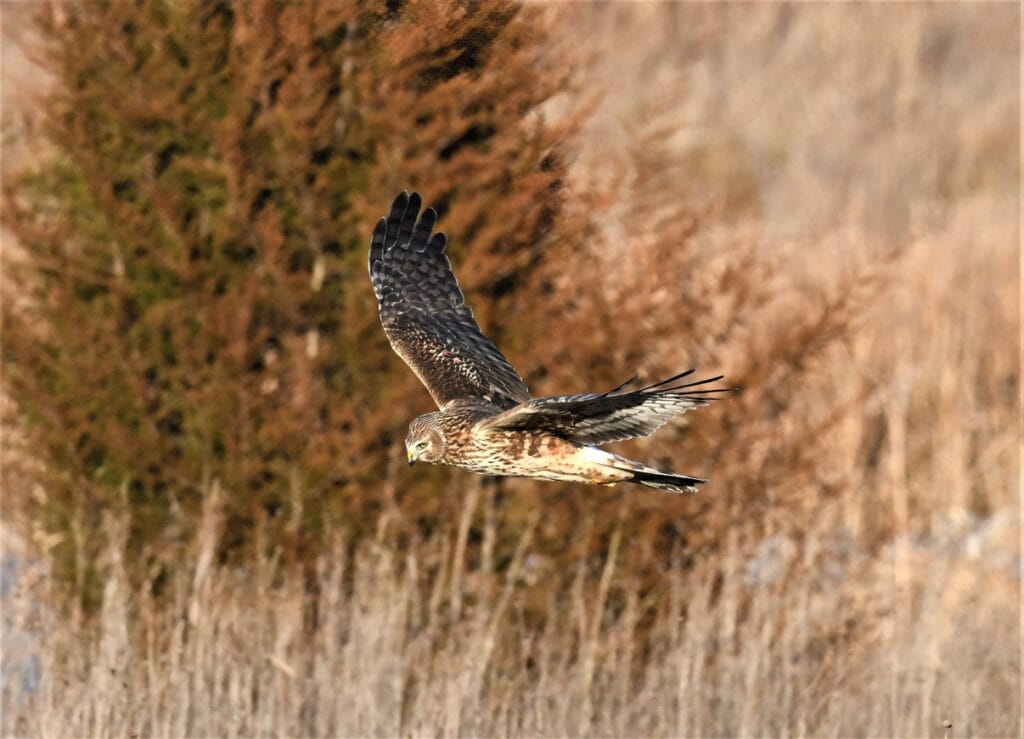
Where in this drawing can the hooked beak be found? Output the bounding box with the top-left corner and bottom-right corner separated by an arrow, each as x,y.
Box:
407,450 -> 416,467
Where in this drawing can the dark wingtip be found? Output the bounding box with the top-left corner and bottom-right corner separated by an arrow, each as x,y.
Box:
427,231 -> 447,254
607,375 -> 641,394
369,217 -> 388,259
388,191 -> 410,223
418,207 -> 437,235
642,369 -> 697,392
659,373 -> 734,394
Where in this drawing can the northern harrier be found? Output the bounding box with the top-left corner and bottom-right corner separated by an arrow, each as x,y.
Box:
369,191 -> 728,494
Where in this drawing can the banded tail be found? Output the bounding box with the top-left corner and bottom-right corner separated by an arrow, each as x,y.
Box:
627,467 -> 705,494
586,446 -> 706,494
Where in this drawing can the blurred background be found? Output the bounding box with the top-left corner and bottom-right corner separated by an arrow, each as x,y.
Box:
1,2 -> 1019,736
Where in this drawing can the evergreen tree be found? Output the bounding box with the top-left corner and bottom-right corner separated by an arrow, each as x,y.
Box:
2,0 -> 576,605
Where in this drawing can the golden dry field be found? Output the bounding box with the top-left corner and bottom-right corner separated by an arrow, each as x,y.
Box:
1,2 -> 1020,737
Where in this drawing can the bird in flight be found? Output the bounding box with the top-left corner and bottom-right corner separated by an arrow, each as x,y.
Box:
369,191 -> 728,494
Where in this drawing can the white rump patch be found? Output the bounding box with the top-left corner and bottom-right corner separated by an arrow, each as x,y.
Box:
581,446 -> 618,466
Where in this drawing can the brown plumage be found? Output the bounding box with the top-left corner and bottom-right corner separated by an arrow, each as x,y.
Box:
369,191 -> 730,494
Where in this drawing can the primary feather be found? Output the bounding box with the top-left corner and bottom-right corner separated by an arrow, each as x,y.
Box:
369,191 -> 531,408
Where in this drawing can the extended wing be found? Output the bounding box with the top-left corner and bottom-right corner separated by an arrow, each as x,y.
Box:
476,370 -> 729,445
369,191 -> 531,409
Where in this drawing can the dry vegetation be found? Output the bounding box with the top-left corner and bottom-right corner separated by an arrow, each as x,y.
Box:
2,2 -> 1021,737
6,487 -> 1018,737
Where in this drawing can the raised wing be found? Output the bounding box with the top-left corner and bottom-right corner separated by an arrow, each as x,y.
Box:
369,191 -> 531,409
476,370 -> 729,444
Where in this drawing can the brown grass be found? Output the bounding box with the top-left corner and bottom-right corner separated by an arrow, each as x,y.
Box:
2,3 -> 1021,737
3,484 -> 1017,737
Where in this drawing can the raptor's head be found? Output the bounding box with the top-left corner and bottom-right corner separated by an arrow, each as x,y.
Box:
406,414 -> 446,466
